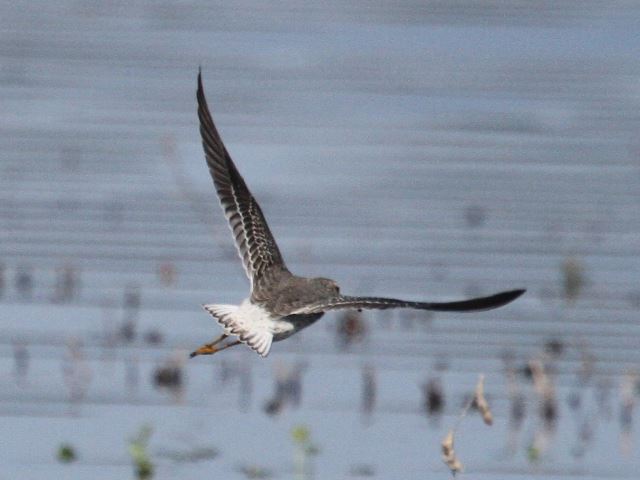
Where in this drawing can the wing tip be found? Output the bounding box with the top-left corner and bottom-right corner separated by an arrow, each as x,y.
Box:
197,66 -> 203,94
427,288 -> 526,312
484,288 -> 526,309
504,288 -> 526,302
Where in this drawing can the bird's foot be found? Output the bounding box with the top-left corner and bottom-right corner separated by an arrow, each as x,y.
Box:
189,339 -> 242,358
189,334 -> 229,358
190,343 -> 219,358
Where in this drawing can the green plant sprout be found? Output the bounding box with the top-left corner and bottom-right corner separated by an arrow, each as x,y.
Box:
291,425 -> 320,480
56,443 -> 77,463
128,425 -> 154,480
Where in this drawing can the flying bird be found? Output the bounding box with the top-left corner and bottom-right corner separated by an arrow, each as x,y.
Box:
190,72 -> 525,358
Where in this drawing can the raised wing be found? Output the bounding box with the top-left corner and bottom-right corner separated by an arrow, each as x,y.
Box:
197,71 -> 288,290
291,289 -> 525,315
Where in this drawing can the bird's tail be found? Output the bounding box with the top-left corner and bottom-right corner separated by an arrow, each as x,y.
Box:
201,304 -> 273,357
202,304 -> 238,332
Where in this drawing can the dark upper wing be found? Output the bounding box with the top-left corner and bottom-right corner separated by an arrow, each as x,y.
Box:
291,289 -> 525,315
197,71 -> 288,290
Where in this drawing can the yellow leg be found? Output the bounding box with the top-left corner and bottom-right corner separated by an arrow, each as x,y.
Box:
213,340 -> 241,353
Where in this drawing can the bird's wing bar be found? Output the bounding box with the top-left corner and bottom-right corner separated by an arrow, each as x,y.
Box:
197,71 -> 287,290
291,289 -> 525,315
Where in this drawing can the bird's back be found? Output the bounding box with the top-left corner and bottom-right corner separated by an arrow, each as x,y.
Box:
254,274 -> 339,317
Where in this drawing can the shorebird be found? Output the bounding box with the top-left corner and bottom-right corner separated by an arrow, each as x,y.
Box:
190,72 -> 525,358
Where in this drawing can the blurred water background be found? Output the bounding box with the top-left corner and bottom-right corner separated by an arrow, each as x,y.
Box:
1,1 -> 640,479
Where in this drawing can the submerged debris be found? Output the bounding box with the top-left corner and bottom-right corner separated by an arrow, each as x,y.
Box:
361,364 -> 376,422
156,446 -> 218,463
441,429 -> 463,476
474,374 -> 493,426
561,256 -> 585,305
152,353 -> 185,403
238,464 -> 273,479
263,361 -> 307,416
422,377 -> 445,424
440,374 -> 494,476
336,310 -> 367,349
349,463 -> 376,477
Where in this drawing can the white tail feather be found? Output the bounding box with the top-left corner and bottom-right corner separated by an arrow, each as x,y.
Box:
239,330 -> 273,357
202,304 -> 240,333
202,303 -> 274,357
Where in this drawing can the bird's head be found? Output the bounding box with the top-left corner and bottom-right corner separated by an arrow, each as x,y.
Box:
312,277 -> 340,295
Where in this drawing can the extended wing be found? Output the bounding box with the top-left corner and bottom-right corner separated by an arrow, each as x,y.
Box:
197,71 -> 288,291
291,289 -> 525,315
